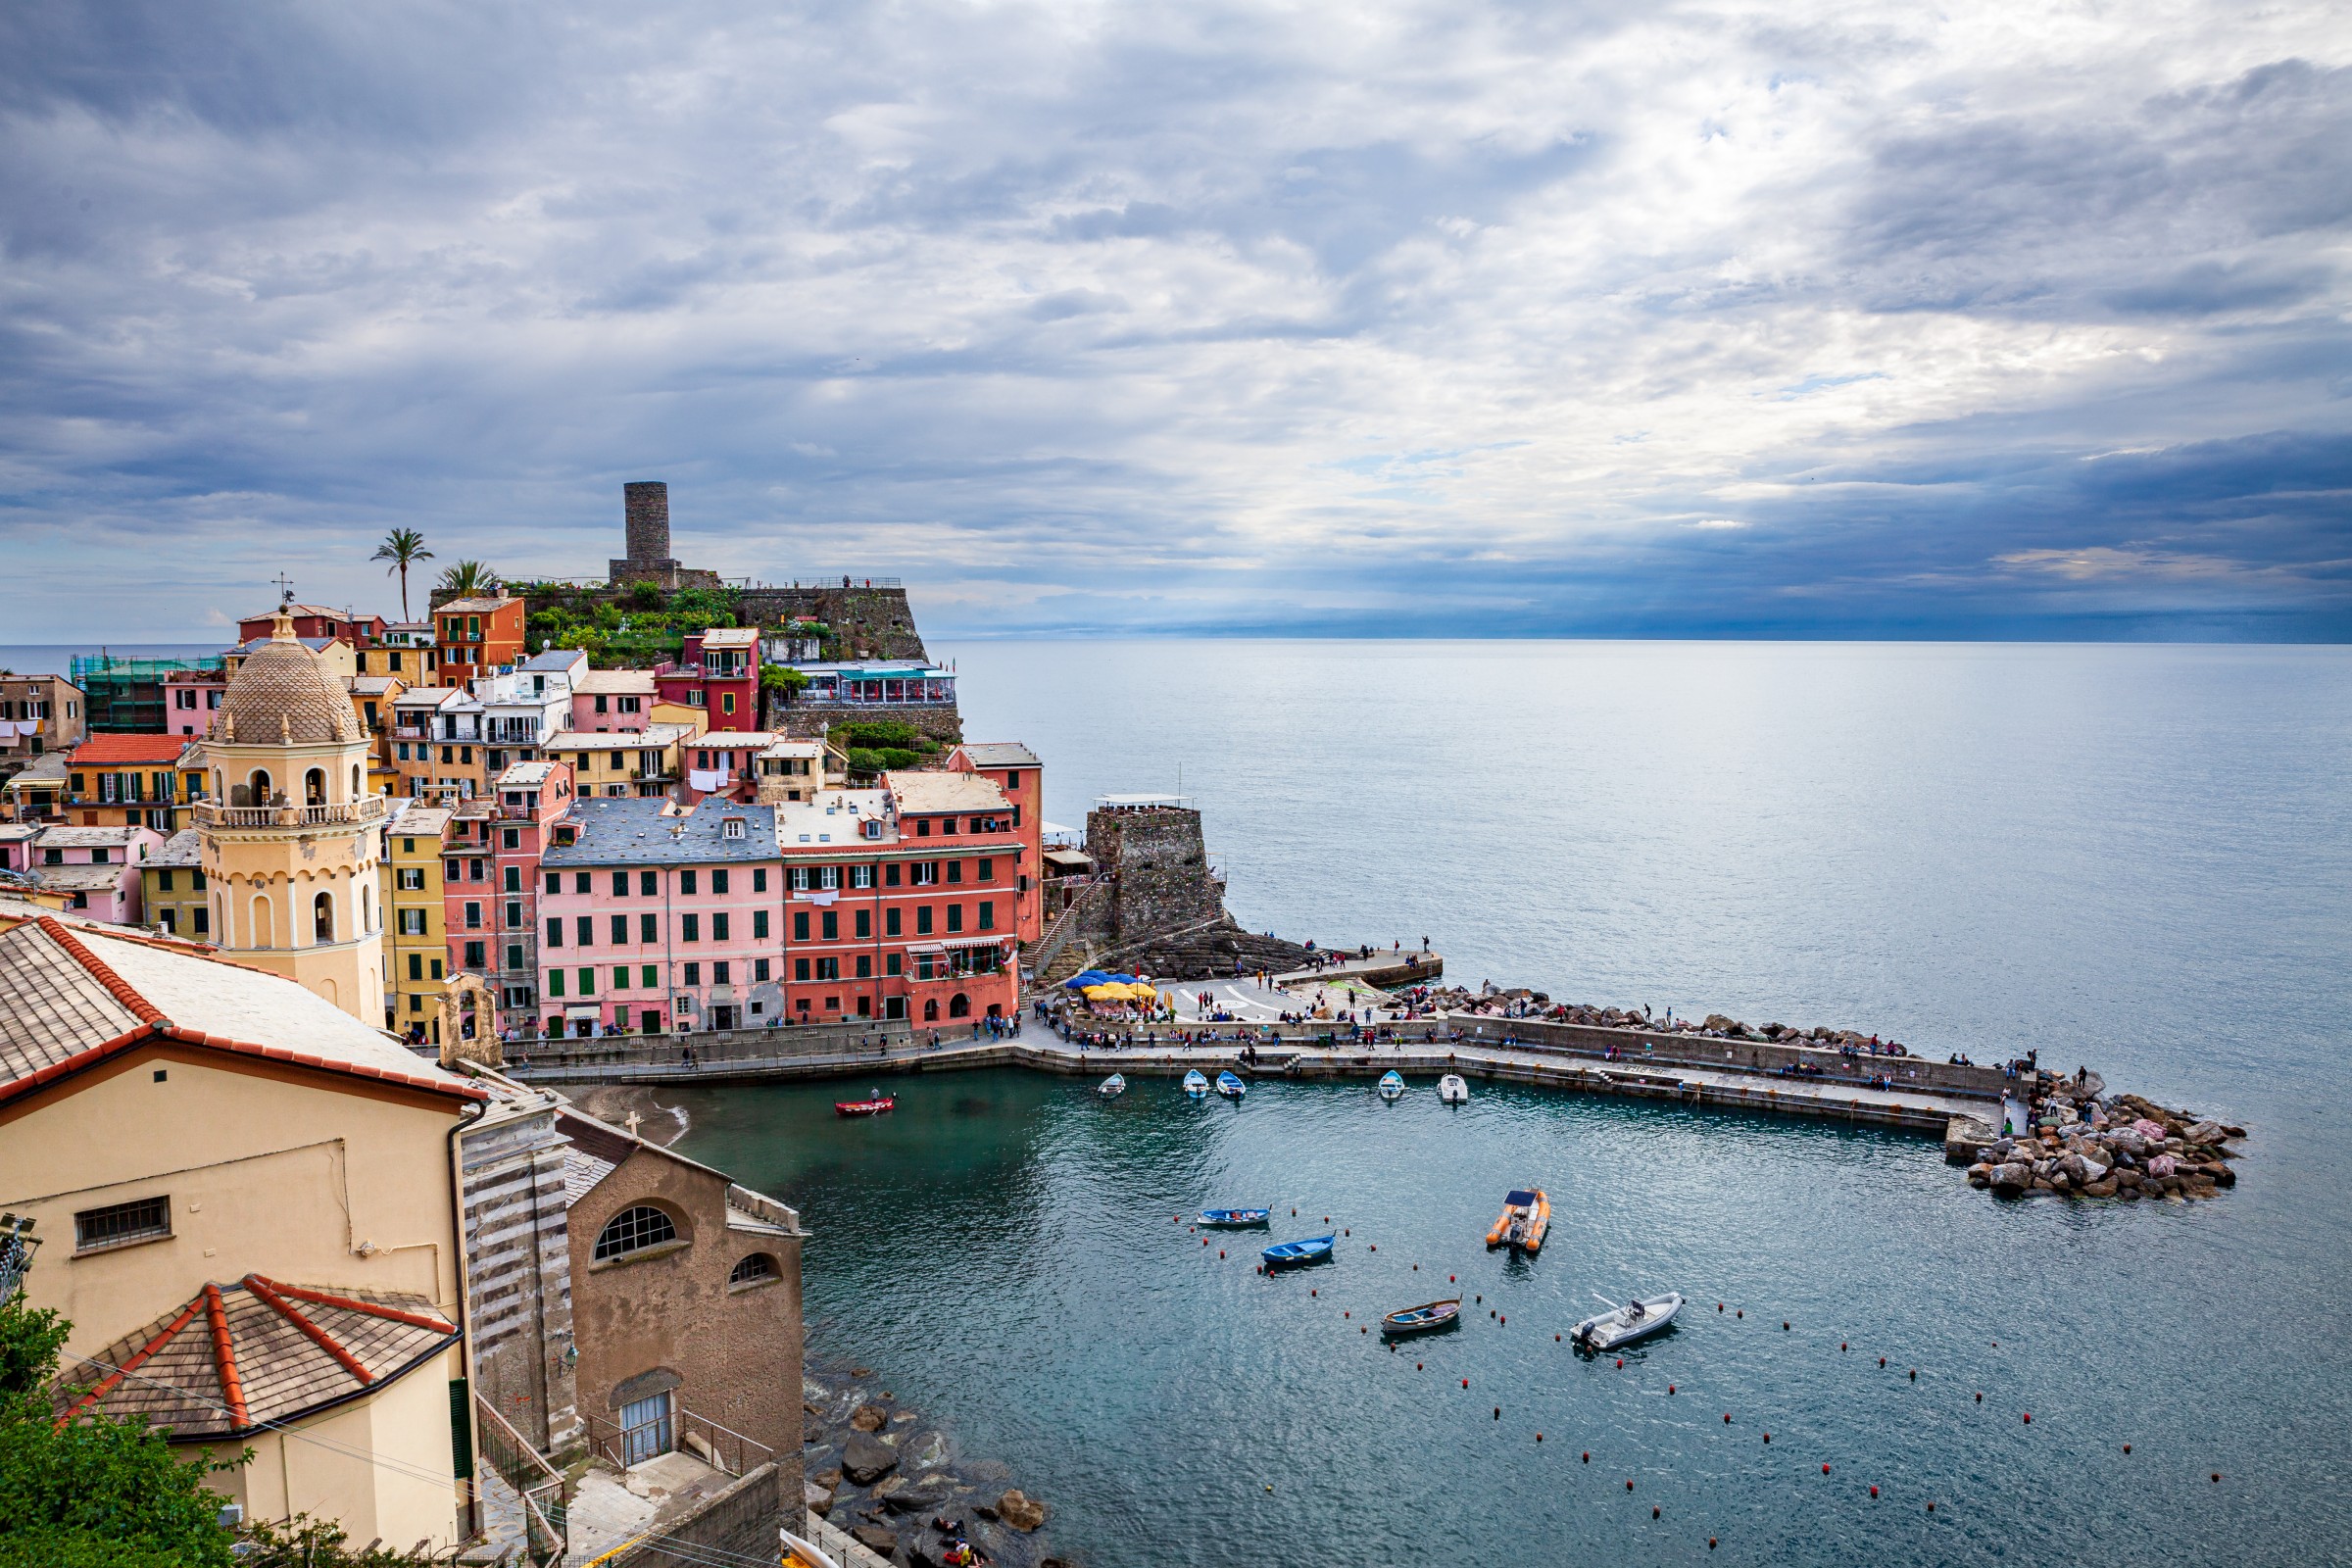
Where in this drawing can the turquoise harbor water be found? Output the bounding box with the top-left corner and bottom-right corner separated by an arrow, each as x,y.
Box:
664,640 -> 2352,1567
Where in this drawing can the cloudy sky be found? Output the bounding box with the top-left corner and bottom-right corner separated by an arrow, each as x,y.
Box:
3,0 -> 2347,640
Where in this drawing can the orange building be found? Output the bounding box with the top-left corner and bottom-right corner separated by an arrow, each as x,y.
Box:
434,597 -> 526,684
948,743 -> 1044,944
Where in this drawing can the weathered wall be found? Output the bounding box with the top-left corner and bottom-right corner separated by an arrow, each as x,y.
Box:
1086,807 -> 1225,942
610,1462 -> 786,1568
567,1150 -> 805,1472
516,585 -> 931,664
459,1104 -> 581,1456
774,701 -> 962,746
1451,1016 -> 2010,1100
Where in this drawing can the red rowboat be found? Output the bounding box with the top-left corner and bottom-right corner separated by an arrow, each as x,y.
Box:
834,1097 -> 895,1117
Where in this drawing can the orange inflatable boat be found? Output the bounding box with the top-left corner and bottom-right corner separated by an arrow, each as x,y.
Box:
1486,1188 -> 1549,1252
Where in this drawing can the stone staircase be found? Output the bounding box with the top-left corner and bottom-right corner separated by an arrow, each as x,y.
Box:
1027,878 -> 1108,981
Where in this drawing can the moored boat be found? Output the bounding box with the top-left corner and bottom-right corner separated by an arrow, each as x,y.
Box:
1378,1070 -> 1404,1101
1261,1234 -> 1335,1267
1485,1188 -> 1549,1252
1182,1069 -> 1210,1099
1379,1298 -> 1462,1336
781,1529 -> 843,1568
1439,1073 -> 1469,1103
1570,1292 -> 1686,1350
1216,1070 -> 1247,1099
1098,1073 -> 1127,1098
1198,1206 -> 1272,1228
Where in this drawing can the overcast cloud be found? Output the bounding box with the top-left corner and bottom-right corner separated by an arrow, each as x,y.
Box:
1,0 -> 2347,639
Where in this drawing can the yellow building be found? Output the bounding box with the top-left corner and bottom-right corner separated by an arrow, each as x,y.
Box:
384,804 -> 453,1043
0,913 -> 483,1550
139,828 -> 211,942
196,608 -> 387,1022
541,722 -> 695,800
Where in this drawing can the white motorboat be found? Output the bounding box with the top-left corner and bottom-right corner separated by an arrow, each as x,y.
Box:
1182,1069 -> 1210,1099
1438,1073 -> 1470,1103
1570,1292 -> 1685,1350
1098,1073 -> 1126,1098
1378,1070 -> 1404,1102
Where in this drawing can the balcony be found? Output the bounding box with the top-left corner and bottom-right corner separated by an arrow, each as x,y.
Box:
196,797 -> 388,829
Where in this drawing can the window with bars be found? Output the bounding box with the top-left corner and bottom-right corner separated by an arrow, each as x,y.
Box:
729,1252 -> 777,1287
74,1195 -> 171,1253
593,1205 -> 677,1261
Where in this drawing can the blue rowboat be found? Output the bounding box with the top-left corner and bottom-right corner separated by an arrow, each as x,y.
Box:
1378,1070 -> 1404,1101
1215,1070 -> 1247,1099
1261,1234 -> 1335,1267
1182,1069 -> 1209,1099
1380,1298 -> 1461,1336
1198,1207 -> 1271,1228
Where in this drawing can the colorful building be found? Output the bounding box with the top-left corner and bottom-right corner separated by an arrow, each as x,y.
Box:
948,742 -> 1044,944
163,668 -> 227,737
389,687 -> 478,803
29,823 -> 163,922
541,724 -> 694,801
653,627 -> 760,729
237,603 -> 386,647
536,797 -> 777,1037
61,733 -> 210,832
362,621 -> 439,682
1,755 -> 68,822
140,827 -> 209,941
434,595 -> 527,685
384,804 -> 454,1042
570,668 -> 657,732
0,672 -> 85,765
222,634 -> 358,685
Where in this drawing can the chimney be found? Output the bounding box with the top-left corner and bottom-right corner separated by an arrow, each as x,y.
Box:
623,481 -> 671,564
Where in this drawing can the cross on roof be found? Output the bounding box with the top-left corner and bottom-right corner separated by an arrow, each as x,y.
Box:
272,571 -> 296,607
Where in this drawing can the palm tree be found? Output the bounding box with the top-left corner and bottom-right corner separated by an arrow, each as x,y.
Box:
371,527 -> 433,620
436,560 -> 501,597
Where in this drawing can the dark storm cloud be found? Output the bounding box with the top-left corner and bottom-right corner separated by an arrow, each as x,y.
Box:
0,0 -> 2345,639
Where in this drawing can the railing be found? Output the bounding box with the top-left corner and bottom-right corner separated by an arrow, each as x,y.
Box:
1029,877 -> 1109,977
196,797 -> 387,829
581,1406 -> 773,1479
472,1394 -> 566,1568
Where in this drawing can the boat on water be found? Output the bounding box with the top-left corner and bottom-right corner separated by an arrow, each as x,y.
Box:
1216,1070 -> 1247,1099
1198,1206 -> 1272,1228
834,1096 -> 895,1117
1486,1188 -> 1549,1252
1570,1292 -> 1686,1350
781,1529 -> 843,1568
1380,1298 -> 1462,1336
1439,1074 -> 1470,1103
1098,1073 -> 1127,1098
1182,1069 -> 1210,1099
1378,1070 -> 1404,1101
1261,1234 -> 1335,1268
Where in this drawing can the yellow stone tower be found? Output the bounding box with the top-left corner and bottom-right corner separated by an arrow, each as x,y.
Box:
197,603 -> 387,1022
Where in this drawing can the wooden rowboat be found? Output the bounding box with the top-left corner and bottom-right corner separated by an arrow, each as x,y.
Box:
1215,1070 -> 1247,1099
1182,1069 -> 1210,1099
1098,1073 -> 1127,1098
1261,1234 -> 1335,1267
1380,1298 -> 1462,1336
1378,1070 -> 1404,1101
834,1096 -> 895,1117
1198,1206 -> 1271,1228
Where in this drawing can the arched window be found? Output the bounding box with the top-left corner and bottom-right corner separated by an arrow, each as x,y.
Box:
922,999 -> 939,1022
948,992 -> 970,1018
313,891 -> 334,942
728,1253 -> 777,1288
250,895 -> 272,948
361,884 -> 374,932
594,1205 -> 678,1261
247,769 -> 272,807
349,763 -> 362,798
304,768 -> 326,806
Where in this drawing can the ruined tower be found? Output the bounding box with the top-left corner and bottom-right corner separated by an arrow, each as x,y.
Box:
609,480 -> 685,588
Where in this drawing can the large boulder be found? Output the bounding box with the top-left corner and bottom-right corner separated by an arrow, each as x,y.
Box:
882,1479 -> 956,1514
995,1489 -> 1049,1532
843,1431 -> 901,1486
851,1402 -> 888,1433
851,1523 -> 902,1559
1989,1163 -> 2032,1196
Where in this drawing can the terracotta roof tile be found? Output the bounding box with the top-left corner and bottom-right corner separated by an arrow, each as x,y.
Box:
69,734 -> 191,765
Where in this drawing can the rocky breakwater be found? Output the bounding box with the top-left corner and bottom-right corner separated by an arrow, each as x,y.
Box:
803,1362 -> 1072,1568
1965,1091 -> 2245,1202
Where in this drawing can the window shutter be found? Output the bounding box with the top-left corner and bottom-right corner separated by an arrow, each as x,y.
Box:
448,1378 -> 473,1480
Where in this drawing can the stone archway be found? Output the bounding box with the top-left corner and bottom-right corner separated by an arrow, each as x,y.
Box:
437,970 -> 504,1070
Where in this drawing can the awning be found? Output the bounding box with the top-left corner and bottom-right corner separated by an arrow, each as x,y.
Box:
564,1004 -> 602,1019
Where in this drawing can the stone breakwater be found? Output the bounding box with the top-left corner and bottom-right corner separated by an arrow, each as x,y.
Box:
803,1359 -> 1074,1568
1959,1089 -> 2245,1202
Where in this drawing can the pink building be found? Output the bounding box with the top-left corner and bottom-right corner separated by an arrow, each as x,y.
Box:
442,760 -> 574,1030
654,628 -> 760,729
570,669 -> 658,734
682,731 -> 785,802
30,823 -> 163,922
536,797 -> 781,1038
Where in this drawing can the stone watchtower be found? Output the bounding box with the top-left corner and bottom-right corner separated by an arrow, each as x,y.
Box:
610,480 -> 683,589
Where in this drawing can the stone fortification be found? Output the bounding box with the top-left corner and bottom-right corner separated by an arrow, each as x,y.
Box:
1041,804 -> 1312,981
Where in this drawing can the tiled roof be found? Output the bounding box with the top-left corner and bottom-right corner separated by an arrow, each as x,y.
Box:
522,650 -> 587,671
886,770 -> 1012,815
540,798 -> 777,868
34,864 -> 133,892
54,1275 -> 458,1440
148,829 -> 204,867
70,734 -> 189,766
5,755 -> 69,784
387,807 -> 452,837
545,724 -> 693,752
0,917 -> 484,1108
698,627 -> 759,648
574,669 -> 657,694
497,761 -> 558,787
438,596 -> 516,613
956,743 -> 1040,768
32,826 -> 145,848
216,624 -> 362,747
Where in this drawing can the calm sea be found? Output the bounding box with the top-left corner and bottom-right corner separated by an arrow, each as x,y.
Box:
670,640 -> 2352,1567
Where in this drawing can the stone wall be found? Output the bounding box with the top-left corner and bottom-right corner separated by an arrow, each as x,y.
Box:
1453,1016 -> 2011,1100
773,701 -> 962,746
609,1461 -> 788,1568
513,584 -> 931,664
1090,807 -> 1225,938
458,1103 -> 582,1457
